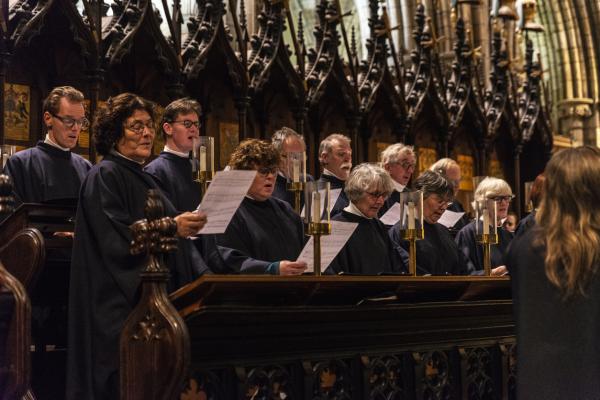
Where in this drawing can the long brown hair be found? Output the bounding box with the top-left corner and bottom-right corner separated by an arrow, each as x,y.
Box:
536,146 -> 600,298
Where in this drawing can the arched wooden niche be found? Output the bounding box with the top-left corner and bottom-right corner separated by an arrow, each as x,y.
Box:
304,0 -> 359,174
405,4 -> 448,176
182,0 -> 247,169
359,1 -> 406,163
246,1 -> 305,141
6,0 -> 98,155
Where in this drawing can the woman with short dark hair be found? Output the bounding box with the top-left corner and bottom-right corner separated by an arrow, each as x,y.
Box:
215,139 -> 307,275
67,93 -> 209,399
507,146 -> 600,398
389,170 -> 468,275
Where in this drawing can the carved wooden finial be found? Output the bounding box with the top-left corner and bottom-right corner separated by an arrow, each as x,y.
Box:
0,174 -> 15,215
129,189 -> 178,272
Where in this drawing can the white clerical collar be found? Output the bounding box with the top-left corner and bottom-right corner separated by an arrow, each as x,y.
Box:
44,133 -> 71,152
163,145 -> 189,158
344,202 -> 371,219
109,148 -> 144,165
392,180 -> 405,193
278,171 -> 287,179
323,168 -> 346,181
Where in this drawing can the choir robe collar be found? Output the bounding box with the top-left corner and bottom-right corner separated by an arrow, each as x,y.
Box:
36,140 -> 72,160
44,133 -> 71,152
109,148 -> 145,165
344,202 -> 371,219
163,145 -> 189,158
392,180 -> 406,193
322,168 -> 346,184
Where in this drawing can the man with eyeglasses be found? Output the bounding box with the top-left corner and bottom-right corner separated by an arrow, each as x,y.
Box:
378,143 -> 416,219
144,97 -> 202,213
3,86 -> 92,204
429,158 -> 470,232
317,133 -> 353,217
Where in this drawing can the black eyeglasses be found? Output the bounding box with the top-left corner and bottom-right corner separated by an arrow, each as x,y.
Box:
257,166 -> 277,176
125,121 -> 155,135
171,120 -> 200,129
398,160 -> 416,170
52,113 -> 90,130
366,191 -> 389,199
489,195 -> 515,202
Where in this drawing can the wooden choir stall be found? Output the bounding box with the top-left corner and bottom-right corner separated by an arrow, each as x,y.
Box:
120,191 -> 515,399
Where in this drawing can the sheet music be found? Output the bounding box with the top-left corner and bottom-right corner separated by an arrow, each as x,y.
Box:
437,210 -> 465,228
379,202 -> 401,226
300,188 -> 342,218
296,220 -> 358,273
196,170 -> 256,234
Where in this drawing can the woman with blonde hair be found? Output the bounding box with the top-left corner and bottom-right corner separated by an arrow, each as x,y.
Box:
507,146 -> 600,398
455,176 -> 514,275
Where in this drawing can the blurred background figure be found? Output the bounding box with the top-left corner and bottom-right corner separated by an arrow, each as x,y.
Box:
503,212 -> 518,233
507,146 -> 600,398
515,173 -> 545,237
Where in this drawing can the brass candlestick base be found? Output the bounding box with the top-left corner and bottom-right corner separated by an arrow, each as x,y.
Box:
400,228 -> 424,276
286,181 -> 305,214
195,170 -> 214,199
307,221 -> 332,276
476,233 -> 499,276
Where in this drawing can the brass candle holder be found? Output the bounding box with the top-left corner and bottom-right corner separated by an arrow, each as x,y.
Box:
399,191 -> 424,276
306,221 -> 332,276
475,199 -> 498,276
192,136 -> 215,200
304,181 -> 331,276
286,181 -> 305,214
476,233 -> 499,276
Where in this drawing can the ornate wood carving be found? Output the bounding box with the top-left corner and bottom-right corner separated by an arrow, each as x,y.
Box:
9,0 -> 97,66
120,189 -> 190,400
484,28 -> 511,142
404,4 -> 448,140
362,355 -> 408,399
305,0 -> 357,112
236,365 -> 294,399
460,347 -> 495,399
358,0 -> 405,122
103,0 -> 180,78
306,359 -> 353,399
182,0 -> 246,91
518,38 -> 541,144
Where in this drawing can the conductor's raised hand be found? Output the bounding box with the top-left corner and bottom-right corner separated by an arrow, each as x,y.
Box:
279,261 -> 307,275
174,211 -> 207,237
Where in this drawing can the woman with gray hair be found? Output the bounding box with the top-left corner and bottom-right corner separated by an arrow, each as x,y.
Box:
328,163 -> 409,274
455,176 -> 514,275
389,170 -> 468,275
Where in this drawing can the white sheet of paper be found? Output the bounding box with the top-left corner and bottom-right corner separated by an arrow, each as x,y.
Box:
300,188 -> 342,218
296,220 -> 358,273
437,210 -> 465,228
196,170 -> 256,234
379,202 -> 401,226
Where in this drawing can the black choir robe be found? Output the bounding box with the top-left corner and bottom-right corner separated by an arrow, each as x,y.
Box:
389,220 -> 468,275
317,174 -> 349,217
506,228 -> 600,398
328,210 -> 408,274
67,154 -> 209,400
514,210 -> 536,238
272,173 -> 314,211
215,196 -> 305,274
455,220 -> 513,274
144,151 -> 201,212
3,141 -> 91,204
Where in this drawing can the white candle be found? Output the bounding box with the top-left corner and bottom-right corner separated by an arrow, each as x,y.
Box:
2,154 -> 8,169
302,152 -> 307,183
199,146 -> 207,171
210,142 -> 214,172
292,159 -> 300,182
408,201 -> 415,230
313,191 -> 321,223
483,209 -> 490,235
